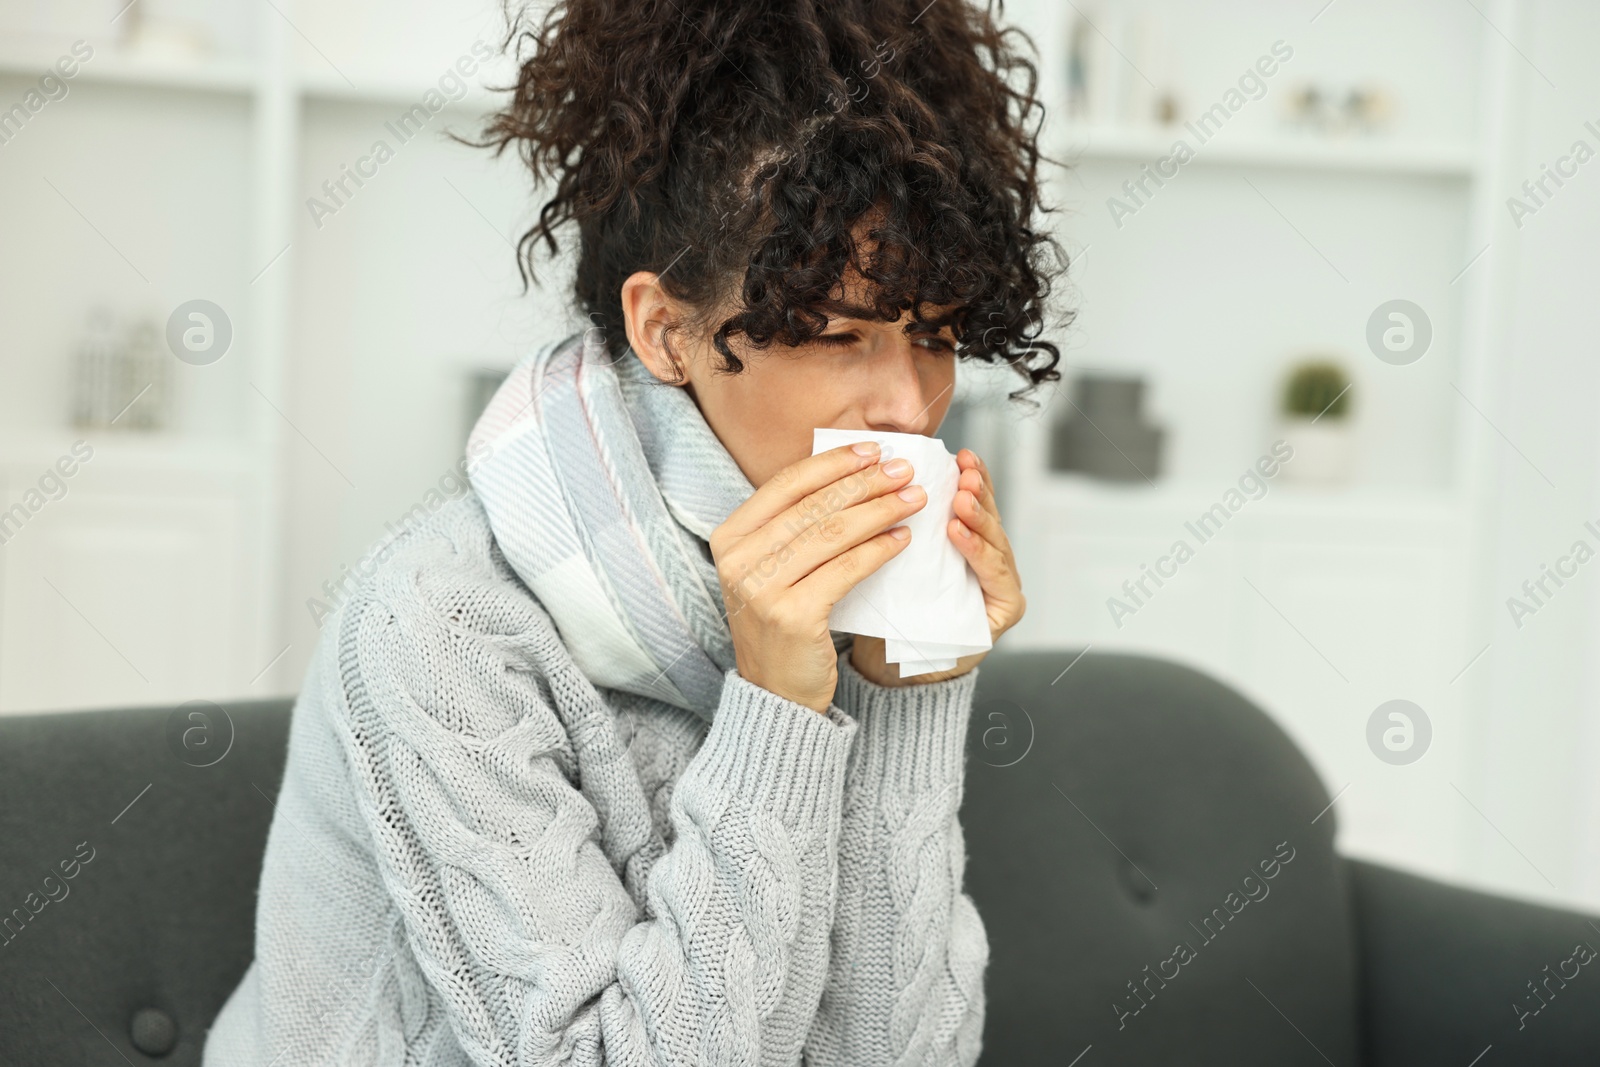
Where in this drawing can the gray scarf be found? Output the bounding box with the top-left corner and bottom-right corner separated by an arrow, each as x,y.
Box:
466,331 -> 754,720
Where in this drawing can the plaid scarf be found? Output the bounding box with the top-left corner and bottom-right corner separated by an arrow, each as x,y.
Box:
466,331 -> 755,719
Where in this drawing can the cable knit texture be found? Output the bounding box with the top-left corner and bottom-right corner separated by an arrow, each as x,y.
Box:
203,492 -> 987,1066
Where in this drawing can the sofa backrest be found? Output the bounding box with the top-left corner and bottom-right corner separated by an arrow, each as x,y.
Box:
0,697 -> 292,1065
0,650 -> 1363,1066
961,650 -> 1361,1065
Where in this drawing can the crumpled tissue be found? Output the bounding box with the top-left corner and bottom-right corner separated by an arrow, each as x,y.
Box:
812,428 -> 993,677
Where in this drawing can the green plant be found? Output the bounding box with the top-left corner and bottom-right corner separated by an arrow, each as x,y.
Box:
1282,359 -> 1352,420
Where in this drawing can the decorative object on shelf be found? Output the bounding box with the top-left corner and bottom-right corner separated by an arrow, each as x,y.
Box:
1049,372 -> 1164,482
1153,92 -> 1181,127
1284,83 -> 1395,136
115,0 -> 219,60
70,305 -> 172,432
1275,358 -> 1354,484
1125,12 -> 1183,128
0,0 -> 129,49
123,23 -> 216,62
1067,7 -> 1187,129
1065,3 -> 1121,124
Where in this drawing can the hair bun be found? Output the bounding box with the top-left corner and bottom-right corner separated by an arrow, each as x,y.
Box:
463,0 -> 1067,395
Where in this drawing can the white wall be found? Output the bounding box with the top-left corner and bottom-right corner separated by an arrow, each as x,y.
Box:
1462,0 -> 1600,907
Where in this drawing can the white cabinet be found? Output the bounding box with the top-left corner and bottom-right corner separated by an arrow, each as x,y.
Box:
0,443 -> 259,713
1027,525 -> 1245,677
1006,475 -> 1472,874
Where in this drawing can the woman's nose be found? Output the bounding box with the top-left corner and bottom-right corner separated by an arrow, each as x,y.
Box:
864,344 -> 947,435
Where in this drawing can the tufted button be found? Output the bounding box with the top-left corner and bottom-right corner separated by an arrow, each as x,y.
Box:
129,1008 -> 177,1057
1119,860 -> 1157,905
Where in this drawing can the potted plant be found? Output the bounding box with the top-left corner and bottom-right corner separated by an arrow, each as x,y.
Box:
1276,358 -> 1354,484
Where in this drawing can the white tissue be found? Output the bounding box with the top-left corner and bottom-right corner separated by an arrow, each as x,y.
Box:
812,428 -> 993,678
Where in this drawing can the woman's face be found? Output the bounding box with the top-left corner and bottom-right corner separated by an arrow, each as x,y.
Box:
620,267 -> 959,488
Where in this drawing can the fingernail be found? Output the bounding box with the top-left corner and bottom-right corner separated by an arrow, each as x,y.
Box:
883,458 -> 911,478
889,526 -> 910,540
851,441 -> 880,457
956,521 -> 973,538
898,486 -> 924,502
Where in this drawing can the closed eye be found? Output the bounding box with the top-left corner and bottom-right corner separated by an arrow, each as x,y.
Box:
813,332 -> 860,348
814,331 -> 956,354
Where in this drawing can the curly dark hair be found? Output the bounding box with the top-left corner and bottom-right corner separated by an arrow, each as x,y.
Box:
467,0 -> 1069,397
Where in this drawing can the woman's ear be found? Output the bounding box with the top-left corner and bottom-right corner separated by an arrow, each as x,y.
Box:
620,270 -> 689,386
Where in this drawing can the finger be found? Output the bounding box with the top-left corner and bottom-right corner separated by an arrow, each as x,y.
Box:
956,452 -> 997,519
748,456 -> 915,558
772,480 -> 927,580
720,442 -> 881,537
728,479 -> 924,606
958,449 -> 996,500
720,463 -> 919,608
954,486 -> 1012,556
958,467 -> 993,512
950,516 -> 1019,592
794,526 -> 913,609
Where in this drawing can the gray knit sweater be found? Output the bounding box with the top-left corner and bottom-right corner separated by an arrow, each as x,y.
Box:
203,491 -> 988,1066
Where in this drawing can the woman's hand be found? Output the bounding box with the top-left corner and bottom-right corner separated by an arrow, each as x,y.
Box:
711,442 -> 928,713
849,448 -> 1025,686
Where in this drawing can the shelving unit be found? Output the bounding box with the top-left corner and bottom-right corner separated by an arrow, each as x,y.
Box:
0,4 -> 1509,704
0,4 -> 524,711
1027,474 -> 1462,519
297,70 -> 508,107
986,0 -> 1530,895
0,47 -> 257,94
0,52 -> 509,105
1009,0 -> 1510,524
1049,122 -> 1478,177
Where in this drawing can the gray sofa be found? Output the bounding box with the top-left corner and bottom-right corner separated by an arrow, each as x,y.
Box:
2,650 -> 1596,1064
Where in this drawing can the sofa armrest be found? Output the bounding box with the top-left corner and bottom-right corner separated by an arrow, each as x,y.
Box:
1348,857 -> 1600,1066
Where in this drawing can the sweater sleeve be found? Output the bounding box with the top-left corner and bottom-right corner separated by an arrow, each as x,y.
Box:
337,584 -> 861,1067
803,653 -> 989,1067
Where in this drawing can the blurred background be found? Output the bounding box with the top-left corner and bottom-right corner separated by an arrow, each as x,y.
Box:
1,0 -> 1596,917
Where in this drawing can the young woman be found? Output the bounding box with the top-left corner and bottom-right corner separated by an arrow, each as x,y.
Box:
205,1 -> 1063,1064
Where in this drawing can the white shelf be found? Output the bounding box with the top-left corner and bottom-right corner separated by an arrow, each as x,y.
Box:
0,47 -> 256,95
1050,122 -> 1478,178
1034,473 -> 1462,523
296,69 -> 510,109
0,49 -> 517,107
0,434 -> 254,477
